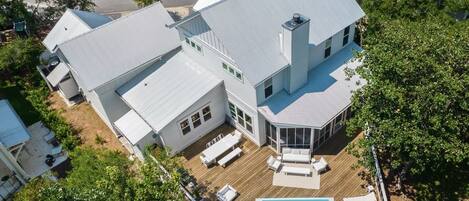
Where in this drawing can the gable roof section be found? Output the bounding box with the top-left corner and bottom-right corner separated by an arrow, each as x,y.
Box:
0,100 -> 31,148
198,0 -> 365,86
59,3 -> 180,91
117,51 -> 222,132
42,9 -> 111,52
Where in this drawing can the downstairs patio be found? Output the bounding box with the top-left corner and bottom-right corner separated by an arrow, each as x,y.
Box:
179,124 -> 371,201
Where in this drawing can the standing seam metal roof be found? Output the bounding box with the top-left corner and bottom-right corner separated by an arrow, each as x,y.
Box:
117,51 -> 222,132
198,0 -> 365,86
0,100 -> 31,148
58,3 -> 180,91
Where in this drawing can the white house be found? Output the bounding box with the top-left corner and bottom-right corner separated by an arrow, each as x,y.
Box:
0,100 -> 67,199
42,0 -> 365,158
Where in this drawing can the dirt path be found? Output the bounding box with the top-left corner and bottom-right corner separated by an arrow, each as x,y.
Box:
48,92 -> 127,154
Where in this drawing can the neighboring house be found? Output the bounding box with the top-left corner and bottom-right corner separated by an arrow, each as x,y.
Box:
0,100 -> 67,200
42,0 -> 365,158
41,9 -> 112,103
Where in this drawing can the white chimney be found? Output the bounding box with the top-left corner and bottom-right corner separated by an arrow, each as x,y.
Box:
282,13 -> 310,94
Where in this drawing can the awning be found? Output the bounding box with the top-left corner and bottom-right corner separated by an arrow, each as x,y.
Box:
46,63 -> 70,87
0,100 -> 31,148
114,110 -> 153,145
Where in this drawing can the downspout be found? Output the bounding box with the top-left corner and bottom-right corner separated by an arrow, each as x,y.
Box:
0,142 -> 29,184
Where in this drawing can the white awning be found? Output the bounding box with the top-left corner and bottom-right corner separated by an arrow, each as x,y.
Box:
46,63 -> 70,87
114,110 -> 153,145
0,100 -> 31,148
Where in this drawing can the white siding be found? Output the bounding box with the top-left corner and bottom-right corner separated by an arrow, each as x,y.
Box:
158,84 -> 226,154
309,23 -> 356,70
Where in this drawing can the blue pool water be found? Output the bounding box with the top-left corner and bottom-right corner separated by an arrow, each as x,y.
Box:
256,198 -> 333,201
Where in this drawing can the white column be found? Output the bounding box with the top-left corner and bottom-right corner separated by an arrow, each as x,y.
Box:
309,128 -> 314,153
0,142 -> 29,184
276,126 -> 280,153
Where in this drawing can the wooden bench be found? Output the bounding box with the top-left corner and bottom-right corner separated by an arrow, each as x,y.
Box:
218,147 -> 242,167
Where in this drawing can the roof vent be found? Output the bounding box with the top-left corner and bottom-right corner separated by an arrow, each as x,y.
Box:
293,13 -> 302,24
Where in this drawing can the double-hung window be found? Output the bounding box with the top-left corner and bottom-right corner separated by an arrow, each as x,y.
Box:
180,120 -> 191,135
324,37 -> 332,58
202,106 -> 212,121
264,78 -> 273,99
342,26 -> 350,46
191,113 -> 201,128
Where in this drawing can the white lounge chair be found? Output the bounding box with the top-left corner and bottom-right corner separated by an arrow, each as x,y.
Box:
50,145 -> 63,157
266,156 -> 281,171
217,184 -> 238,201
43,132 -> 55,143
343,192 -> 377,201
312,157 -> 329,173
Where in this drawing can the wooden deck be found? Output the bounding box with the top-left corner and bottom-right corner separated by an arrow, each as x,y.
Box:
179,124 -> 370,201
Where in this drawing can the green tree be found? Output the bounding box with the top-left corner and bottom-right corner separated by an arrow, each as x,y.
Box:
133,0 -> 159,8
348,17 -> 469,200
0,38 -> 42,80
0,0 -> 34,30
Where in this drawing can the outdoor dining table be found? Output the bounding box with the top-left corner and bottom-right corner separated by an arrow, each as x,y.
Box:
201,134 -> 240,164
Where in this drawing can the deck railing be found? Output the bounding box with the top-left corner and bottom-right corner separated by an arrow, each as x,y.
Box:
366,126 -> 389,201
0,175 -> 21,201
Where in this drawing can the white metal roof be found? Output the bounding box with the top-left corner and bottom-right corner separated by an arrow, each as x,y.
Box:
114,110 -> 153,145
198,0 -> 365,86
42,9 -> 111,52
46,63 -> 70,87
193,0 -> 223,11
59,3 -> 180,91
117,51 -> 222,132
0,100 -> 31,148
259,43 -> 364,128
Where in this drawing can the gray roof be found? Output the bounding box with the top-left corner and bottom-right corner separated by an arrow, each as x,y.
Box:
59,3 -> 180,91
259,43 -> 364,128
70,9 -> 112,28
46,63 -> 70,87
42,9 -> 111,52
198,0 -> 365,86
0,100 -> 31,148
117,51 -> 222,132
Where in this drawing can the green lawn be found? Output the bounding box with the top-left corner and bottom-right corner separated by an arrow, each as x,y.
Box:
0,85 -> 41,126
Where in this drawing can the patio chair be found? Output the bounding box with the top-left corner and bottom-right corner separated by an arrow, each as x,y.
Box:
43,131 -> 55,143
312,157 -> 329,173
266,155 -> 281,172
216,184 -> 238,201
50,145 -> 63,157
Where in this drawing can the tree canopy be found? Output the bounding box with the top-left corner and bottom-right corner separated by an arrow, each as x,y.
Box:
0,0 -> 34,30
0,38 -> 42,80
14,148 -> 184,201
133,0 -> 159,8
348,0 -> 469,200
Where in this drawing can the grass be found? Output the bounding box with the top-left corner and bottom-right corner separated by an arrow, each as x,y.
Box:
0,85 -> 41,126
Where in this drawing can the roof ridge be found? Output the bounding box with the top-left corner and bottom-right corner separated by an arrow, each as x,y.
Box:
58,2 -> 164,50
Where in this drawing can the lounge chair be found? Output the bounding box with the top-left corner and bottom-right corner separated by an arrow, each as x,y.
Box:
312,157 -> 329,173
217,184 -> 238,201
266,155 -> 281,171
43,132 -> 55,143
50,145 -> 63,157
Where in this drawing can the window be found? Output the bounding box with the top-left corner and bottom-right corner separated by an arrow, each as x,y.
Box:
186,37 -> 203,53
191,113 -> 201,128
245,114 -> 252,132
202,106 -> 211,121
180,120 -> 191,135
222,62 -> 243,81
228,101 -> 253,133
264,78 -> 273,98
324,37 -> 332,58
343,26 -> 350,46
228,102 -> 236,119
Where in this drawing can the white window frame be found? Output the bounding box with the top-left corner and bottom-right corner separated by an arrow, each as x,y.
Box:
342,26 -> 350,46
191,112 -> 202,128
179,119 -> 191,135
228,101 -> 253,133
202,106 -> 212,121
185,36 -> 203,54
